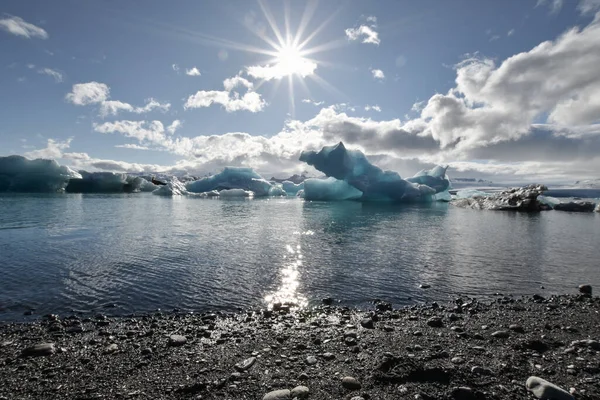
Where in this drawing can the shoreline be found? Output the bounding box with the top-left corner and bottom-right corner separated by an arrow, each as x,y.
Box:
1,292 -> 599,399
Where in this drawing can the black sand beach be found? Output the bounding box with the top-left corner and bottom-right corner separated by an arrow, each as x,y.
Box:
1,292 -> 599,399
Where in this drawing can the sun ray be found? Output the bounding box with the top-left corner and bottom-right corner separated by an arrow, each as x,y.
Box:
296,4 -> 343,50
288,75 -> 296,118
307,73 -> 348,100
258,0 -> 286,47
293,0 -> 319,48
299,38 -> 349,57
284,0 -> 292,44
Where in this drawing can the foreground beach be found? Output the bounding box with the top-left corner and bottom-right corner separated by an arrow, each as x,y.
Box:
1,292 -> 598,400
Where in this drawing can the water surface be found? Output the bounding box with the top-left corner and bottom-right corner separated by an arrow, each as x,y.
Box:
1,193 -> 599,321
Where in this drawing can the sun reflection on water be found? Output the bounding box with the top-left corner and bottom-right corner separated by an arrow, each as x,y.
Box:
264,241 -> 308,309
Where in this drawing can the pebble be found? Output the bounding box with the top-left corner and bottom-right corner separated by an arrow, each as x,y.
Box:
509,324 -> 525,333
305,356 -> 317,365
168,334 -> 187,347
526,376 -> 574,400
21,343 -> 55,357
471,366 -> 492,375
426,317 -> 444,328
578,284 -> 592,295
263,389 -> 291,400
235,357 -> 256,371
104,343 -> 118,354
323,352 -> 335,360
360,318 -> 374,329
451,357 -> 465,364
419,284 -> 431,289
290,386 -> 309,399
491,330 -> 510,338
350,397 -> 365,400
341,376 -> 361,390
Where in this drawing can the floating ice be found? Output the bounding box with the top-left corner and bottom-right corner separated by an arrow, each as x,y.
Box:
452,184 -> 548,211
0,155 -> 82,192
66,171 -> 156,193
299,142 -> 450,202
281,181 -> 304,195
186,167 -> 273,196
268,184 -> 287,197
455,189 -> 489,199
303,177 -> 363,201
152,177 -> 188,196
219,188 -> 253,197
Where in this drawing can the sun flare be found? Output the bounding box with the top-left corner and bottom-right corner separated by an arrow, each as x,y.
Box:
275,44 -> 305,76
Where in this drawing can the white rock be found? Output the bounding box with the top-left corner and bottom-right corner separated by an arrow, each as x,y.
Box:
263,389 -> 291,400
526,376 -> 574,400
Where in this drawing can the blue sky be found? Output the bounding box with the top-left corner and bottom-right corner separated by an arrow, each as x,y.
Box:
1,0 -> 600,182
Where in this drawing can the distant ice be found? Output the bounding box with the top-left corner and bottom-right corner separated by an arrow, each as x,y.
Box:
66,171 -> 157,193
186,167 -> 272,196
303,177 -> 363,201
152,177 -> 188,196
0,155 -> 81,192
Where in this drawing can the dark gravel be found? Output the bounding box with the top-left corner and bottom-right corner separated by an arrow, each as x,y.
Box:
1,293 -> 599,399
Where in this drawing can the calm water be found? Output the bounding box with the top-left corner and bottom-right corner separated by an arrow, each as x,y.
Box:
1,193 -> 599,321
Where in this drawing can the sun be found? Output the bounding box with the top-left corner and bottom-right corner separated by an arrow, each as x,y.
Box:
275,43 -> 305,76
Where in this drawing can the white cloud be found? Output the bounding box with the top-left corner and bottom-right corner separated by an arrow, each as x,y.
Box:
366,16 -> 377,23
345,25 -> 380,45
99,98 -> 170,117
172,64 -> 180,73
302,99 -> 324,106
167,119 -> 182,134
66,82 -> 110,105
24,138 -> 72,159
114,144 -> 152,150
489,35 -> 501,42
0,16 -> 48,39
536,0 -> 564,13
578,0 -> 600,14
246,60 -> 317,81
184,75 -> 267,113
186,67 -> 201,76
371,69 -> 385,80
365,105 -> 382,112
94,120 -> 167,143
38,68 -> 63,83
507,29 -> 515,36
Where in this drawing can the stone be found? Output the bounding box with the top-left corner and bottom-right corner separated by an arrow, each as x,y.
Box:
322,297 -> 334,305
419,284 -> 431,289
168,334 -> 187,346
426,317 -> 443,328
578,284 -> 592,295
323,352 -> 335,360
21,343 -> 55,357
263,389 -> 291,400
360,318 -> 374,329
451,357 -> 465,364
471,366 -> 492,375
526,376 -> 574,400
451,386 -> 476,400
491,330 -> 510,338
290,386 -> 309,399
509,324 -> 525,333
235,357 -> 256,371
104,343 -> 118,354
341,376 -> 361,390
350,397 -> 365,400
305,356 -> 317,365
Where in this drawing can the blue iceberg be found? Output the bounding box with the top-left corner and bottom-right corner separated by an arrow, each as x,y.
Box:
0,155 -> 81,192
281,181 -> 304,195
299,142 -> 450,202
186,167 -> 273,196
66,171 -> 157,193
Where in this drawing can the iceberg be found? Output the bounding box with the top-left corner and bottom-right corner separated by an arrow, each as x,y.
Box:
299,142 -> 450,202
303,177 -> 363,201
451,184 -> 548,211
268,184 -> 287,197
65,171 -> 157,193
186,167 -> 273,196
152,177 -> 188,196
0,155 -> 82,193
219,188 -> 252,197
281,180 -> 304,195
455,189 -> 489,199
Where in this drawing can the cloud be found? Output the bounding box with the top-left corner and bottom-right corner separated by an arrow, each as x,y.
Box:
371,69 -> 385,80
184,75 -> 267,113
365,16 -> 377,23
246,60 -> 317,81
365,105 -> 382,112
167,120 -> 182,134
489,35 -> 501,42
507,29 -> 515,37
38,68 -> 63,83
186,67 -> 201,76
114,144 -> 152,150
536,0 -> 564,13
302,99 -> 325,106
578,0 -> 600,14
0,15 -> 48,39
24,138 -> 72,159
66,82 -> 169,117
172,64 -> 180,73
345,25 -> 380,45
66,82 -> 109,105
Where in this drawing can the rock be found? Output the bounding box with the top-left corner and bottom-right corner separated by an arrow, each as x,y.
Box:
578,284 -> 592,295
451,357 -> 465,364
350,397 -> 365,400
420,284 -> 431,289
509,324 -> 525,333
491,330 -> 510,338
451,184 -> 548,211
305,356 -> 317,365
526,376 -> 574,400
341,376 -> 361,390
104,343 -> 118,354
322,297 -> 333,305
360,318 -> 374,329
451,386 -> 476,400
290,386 -> 309,399
235,357 -> 256,371
21,343 -> 55,357
263,389 -> 291,400
168,334 -> 187,346
323,352 -> 335,360
426,317 -> 444,328
471,366 -> 493,375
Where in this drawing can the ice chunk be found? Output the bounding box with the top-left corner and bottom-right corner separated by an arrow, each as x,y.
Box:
198,190 -> 220,198
219,188 -> 252,197
537,195 -> 560,208
282,180 -> 304,195
0,155 -> 82,192
65,172 -> 157,193
455,189 -> 489,199
299,142 -> 450,202
451,184 -> 548,211
268,184 -> 287,196
152,177 -> 188,196
186,167 -> 273,196
303,177 -> 363,201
